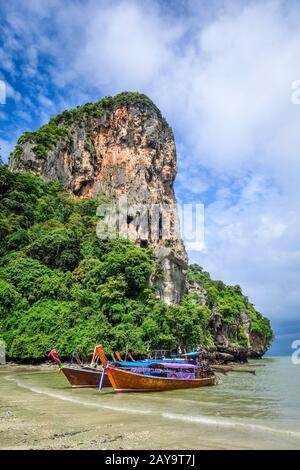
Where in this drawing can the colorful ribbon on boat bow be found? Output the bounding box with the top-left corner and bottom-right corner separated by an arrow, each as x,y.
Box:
47,349 -> 63,369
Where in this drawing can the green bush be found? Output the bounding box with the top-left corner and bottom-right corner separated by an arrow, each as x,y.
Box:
0,279 -> 28,318
26,226 -> 81,271
12,124 -> 72,160
2,256 -> 54,297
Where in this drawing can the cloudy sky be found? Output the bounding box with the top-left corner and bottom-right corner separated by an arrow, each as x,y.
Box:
1,0 -> 300,354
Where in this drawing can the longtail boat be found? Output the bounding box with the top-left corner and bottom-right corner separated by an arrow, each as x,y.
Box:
61,366 -> 111,388
95,345 -> 216,393
105,363 -> 216,392
47,347 -> 111,388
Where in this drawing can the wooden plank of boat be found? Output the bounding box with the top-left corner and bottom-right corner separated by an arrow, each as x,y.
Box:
61,366 -> 111,388
105,365 -> 216,393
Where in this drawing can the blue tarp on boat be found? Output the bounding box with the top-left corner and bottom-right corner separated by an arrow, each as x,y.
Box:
116,361 -> 154,367
171,350 -> 203,357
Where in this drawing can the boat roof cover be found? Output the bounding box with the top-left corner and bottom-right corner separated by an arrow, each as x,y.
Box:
116,361 -> 153,367
151,362 -> 198,369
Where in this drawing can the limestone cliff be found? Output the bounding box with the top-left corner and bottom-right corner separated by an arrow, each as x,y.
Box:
9,92 -> 187,304
187,267 -> 273,360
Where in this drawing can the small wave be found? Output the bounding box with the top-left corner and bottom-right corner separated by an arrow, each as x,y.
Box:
162,413 -> 300,439
6,376 -> 151,415
131,393 -> 222,408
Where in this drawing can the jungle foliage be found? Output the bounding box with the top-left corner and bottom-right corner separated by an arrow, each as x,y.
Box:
0,166 -> 273,359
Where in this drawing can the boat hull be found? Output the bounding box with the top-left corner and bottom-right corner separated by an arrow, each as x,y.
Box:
61,366 -> 111,388
106,366 -> 216,392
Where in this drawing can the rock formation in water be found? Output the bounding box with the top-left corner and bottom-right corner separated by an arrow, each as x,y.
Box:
9,92 -> 187,304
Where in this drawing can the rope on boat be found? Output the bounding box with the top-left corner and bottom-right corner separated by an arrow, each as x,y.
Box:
98,368 -> 106,391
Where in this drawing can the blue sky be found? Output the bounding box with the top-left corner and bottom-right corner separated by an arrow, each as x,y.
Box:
1,0 -> 300,355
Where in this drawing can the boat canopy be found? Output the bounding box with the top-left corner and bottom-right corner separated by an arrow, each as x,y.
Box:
116,361 -> 153,367
151,362 -> 198,369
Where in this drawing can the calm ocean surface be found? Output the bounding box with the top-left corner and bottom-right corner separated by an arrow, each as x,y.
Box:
2,356 -> 300,449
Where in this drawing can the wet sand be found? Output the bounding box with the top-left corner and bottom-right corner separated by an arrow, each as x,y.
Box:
0,365 -> 154,450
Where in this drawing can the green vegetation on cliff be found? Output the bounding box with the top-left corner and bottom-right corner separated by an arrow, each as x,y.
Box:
188,265 -> 274,346
10,92 -> 168,162
0,166 -> 273,359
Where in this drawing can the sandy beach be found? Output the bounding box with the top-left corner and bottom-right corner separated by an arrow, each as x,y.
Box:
0,365 -> 152,450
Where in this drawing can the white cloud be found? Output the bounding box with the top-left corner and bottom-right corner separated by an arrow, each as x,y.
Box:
0,137 -> 15,161
190,174 -> 300,322
5,82 -> 21,102
54,1 -> 183,92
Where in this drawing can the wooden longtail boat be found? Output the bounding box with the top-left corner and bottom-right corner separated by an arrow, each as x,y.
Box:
95,345 -> 216,392
61,366 -> 111,388
105,364 -> 216,392
47,347 -> 111,388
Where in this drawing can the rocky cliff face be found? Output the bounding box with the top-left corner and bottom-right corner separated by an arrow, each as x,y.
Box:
9,93 -> 187,304
208,310 -> 257,361
186,273 -> 273,360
